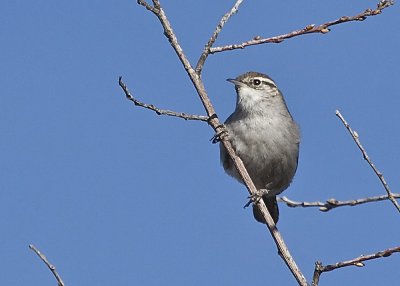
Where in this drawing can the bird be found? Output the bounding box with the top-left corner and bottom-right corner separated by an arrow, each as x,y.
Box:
220,71 -> 300,224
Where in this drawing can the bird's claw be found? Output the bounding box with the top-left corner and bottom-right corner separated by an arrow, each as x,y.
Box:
210,126 -> 228,144
243,189 -> 270,208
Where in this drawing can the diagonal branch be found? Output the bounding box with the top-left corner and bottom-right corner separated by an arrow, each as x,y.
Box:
336,110 -> 400,213
119,77 -> 209,121
130,1 -> 308,285
312,246 -> 400,286
29,244 -> 65,286
279,193 -> 400,211
195,0 -> 244,74
210,0 -> 394,54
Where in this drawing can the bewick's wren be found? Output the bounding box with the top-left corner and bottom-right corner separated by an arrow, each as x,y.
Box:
220,72 -> 300,224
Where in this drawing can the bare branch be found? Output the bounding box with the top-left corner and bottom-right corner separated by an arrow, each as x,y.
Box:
312,246 -> 400,286
140,0 -> 218,119
137,0 -> 157,13
119,77 -> 209,122
279,193 -> 400,211
195,0 -> 244,74
210,0 -> 394,54
336,110 -> 400,213
133,1 -> 308,285
29,244 -> 65,286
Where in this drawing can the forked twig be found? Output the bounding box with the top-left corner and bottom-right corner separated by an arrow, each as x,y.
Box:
29,244 -> 65,286
195,0 -> 244,74
336,110 -> 400,213
279,193 -> 400,211
210,0 -> 394,54
312,246 -> 400,286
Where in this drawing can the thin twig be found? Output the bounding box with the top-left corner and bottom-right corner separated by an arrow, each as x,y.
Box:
132,1 -> 308,285
195,0 -> 244,74
137,0 -> 157,13
119,77 -> 209,121
29,244 -> 65,286
210,0 -> 394,54
312,246 -> 400,286
336,110 -> 400,213
279,193 -> 400,211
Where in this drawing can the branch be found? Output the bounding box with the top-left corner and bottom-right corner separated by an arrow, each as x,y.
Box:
29,244 -> 65,286
137,0 -> 157,13
130,1 -> 308,285
279,193 -> 400,211
195,0 -> 244,74
336,110 -> 400,213
312,246 -> 400,286
210,0 -> 394,54
119,77 -> 209,121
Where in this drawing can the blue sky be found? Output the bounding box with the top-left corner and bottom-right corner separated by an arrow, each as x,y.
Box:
1,1 -> 399,285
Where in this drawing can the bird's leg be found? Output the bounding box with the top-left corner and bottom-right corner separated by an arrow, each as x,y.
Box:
243,189 -> 270,208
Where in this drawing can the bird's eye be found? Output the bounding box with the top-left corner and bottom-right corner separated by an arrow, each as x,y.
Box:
253,79 -> 261,86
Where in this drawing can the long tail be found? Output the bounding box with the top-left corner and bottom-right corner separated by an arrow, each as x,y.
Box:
252,196 -> 279,224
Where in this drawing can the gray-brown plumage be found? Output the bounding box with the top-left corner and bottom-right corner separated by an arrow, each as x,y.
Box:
220,72 -> 300,224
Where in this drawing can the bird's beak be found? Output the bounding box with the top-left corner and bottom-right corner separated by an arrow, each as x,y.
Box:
227,78 -> 243,86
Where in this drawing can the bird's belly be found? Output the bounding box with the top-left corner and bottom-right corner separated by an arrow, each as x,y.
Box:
232,133 -> 298,194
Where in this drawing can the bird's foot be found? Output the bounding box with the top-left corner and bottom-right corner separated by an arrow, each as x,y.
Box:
210,125 -> 228,144
243,189 -> 270,208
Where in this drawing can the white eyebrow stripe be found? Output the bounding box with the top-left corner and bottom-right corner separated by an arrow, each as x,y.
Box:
254,77 -> 277,87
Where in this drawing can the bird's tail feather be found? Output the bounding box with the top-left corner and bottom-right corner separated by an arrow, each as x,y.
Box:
252,196 -> 279,224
